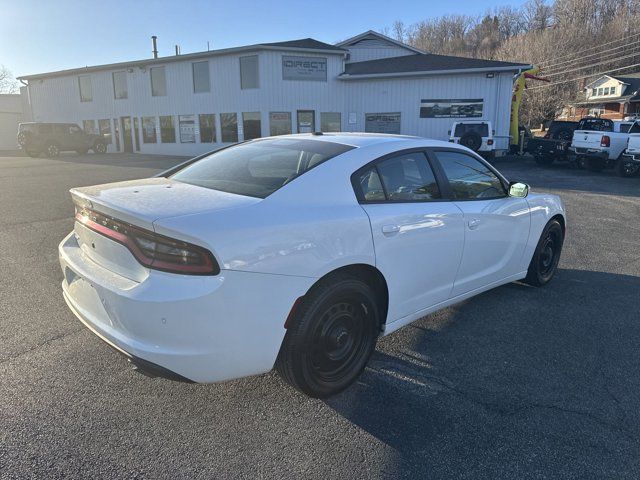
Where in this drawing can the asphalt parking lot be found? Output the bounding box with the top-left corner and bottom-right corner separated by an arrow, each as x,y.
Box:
1,151 -> 639,479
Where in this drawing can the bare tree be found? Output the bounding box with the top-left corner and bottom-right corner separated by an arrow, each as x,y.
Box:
0,65 -> 19,94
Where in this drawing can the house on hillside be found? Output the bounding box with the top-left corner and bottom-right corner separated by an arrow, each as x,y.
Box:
559,73 -> 640,121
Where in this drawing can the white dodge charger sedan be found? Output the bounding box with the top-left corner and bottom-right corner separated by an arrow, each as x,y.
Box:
59,133 -> 565,397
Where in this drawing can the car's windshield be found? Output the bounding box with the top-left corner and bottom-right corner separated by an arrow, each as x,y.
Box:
171,138 -> 354,198
454,123 -> 489,137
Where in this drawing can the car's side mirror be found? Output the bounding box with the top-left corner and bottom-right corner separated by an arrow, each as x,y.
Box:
508,182 -> 529,198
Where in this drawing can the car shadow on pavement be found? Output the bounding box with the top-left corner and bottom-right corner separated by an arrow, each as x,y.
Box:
326,268 -> 640,478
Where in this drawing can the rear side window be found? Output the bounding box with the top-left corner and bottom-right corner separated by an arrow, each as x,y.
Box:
433,151 -> 506,200
355,152 -> 440,203
171,138 -> 354,198
454,123 -> 489,137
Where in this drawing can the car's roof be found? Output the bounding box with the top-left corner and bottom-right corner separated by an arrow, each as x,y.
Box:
264,132 -> 453,149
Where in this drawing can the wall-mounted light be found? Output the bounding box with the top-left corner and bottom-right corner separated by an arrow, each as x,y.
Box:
139,66 -> 147,73
127,68 -> 134,73
486,73 -> 495,78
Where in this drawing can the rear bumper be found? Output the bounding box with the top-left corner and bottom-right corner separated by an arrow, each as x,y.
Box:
59,231 -> 314,383
569,147 -> 608,159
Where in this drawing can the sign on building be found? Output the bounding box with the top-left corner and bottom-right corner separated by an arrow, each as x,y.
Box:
365,113 -> 401,134
420,99 -> 484,118
282,56 -> 327,81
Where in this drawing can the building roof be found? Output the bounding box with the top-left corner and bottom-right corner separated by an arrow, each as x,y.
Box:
611,73 -> 640,93
335,30 -> 425,55
340,53 -> 530,78
261,38 -> 345,51
17,38 -> 346,81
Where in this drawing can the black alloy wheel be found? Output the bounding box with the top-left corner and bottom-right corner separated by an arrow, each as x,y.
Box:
276,274 -> 380,398
616,158 -> 640,178
524,219 -> 564,287
94,142 -> 107,154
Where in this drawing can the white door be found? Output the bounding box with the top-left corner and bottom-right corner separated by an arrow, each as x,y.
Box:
430,150 -> 530,296
356,151 -> 465,323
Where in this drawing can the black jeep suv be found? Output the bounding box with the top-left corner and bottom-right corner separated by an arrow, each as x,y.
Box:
17,122 -> 108,157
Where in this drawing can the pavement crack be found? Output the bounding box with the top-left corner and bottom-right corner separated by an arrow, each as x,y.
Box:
0,328 -> 84,364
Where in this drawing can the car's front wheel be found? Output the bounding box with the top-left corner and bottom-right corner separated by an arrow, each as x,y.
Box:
616,157 -> 640,178
524,219 -> 564,287
276,274 -> 380,398
93,142 -> 107,154
45,143 -> 60,158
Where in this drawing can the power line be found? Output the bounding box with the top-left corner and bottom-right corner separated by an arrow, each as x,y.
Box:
528,62 -> 640,90
537,30 -> 640,68
542,50 -> 640,78
541,38 -> 640,74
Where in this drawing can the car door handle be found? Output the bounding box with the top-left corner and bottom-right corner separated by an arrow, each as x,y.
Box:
382,224 -> 400,235
468,218 -> 481,230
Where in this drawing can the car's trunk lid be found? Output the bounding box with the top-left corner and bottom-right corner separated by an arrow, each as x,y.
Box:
572,130 -> 606,149
70,177 -> 260,281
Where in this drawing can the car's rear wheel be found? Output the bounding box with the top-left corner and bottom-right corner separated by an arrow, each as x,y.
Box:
524,219 -> 564,287
276,274 -> 380,398
45,143 -> 60,158
93,142 -> 107,154
616,156 -> 640,178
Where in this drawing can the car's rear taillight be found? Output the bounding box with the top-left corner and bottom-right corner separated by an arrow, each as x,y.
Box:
74,204 -> 219,275
601,135 -> 610,147
487,139 -> 494,146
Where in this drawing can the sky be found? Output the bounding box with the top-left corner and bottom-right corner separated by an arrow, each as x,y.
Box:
0,0 -> 527,78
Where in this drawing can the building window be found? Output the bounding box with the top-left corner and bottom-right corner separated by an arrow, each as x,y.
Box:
178,115 -> 196,143
321,112 -> 341,132
112,71 -> 128,99
192,61 -> 210,93
98,119 -> 112,143
365,113 -> 401,134
603,87 -> 609,95
592,88 -> 597,97
199,114 -> 216,143
78,75 -> 92,102
269,112 -> 292,136
610,86 -> 616,95
160,115 -> 176,143
240,55 -> 259,89
243,112 -> 261,140
142,117 -> 157,143
83,120 -> 96,134
221,113 -> 238,142
150,66 -> 167,96
598,87 -> 604,96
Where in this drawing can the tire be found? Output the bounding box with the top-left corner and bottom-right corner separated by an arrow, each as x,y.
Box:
93,142 -> 107,154
586,157 -> 605,172
534,154 -> 554,166
524,219 -> 564,287
275,273 -> 380,398
555,129 -> 572,141
17,131 -> 28,147
616,157 -> 640,178
45,143 -> 60,158
459,132 -> 483,152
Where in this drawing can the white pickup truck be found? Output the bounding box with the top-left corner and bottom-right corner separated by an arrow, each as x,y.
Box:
619,122 -> 640,177
569,118 -> 635,172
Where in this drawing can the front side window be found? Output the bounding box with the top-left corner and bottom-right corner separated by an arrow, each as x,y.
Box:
433,151 -> 506,200
78,75 -> 92,102
192,61 -> 210,93
199,114 -> 216,143
243,112 -> 261,140
159,115 -> 175,143
172,138 -> 354,198
321,112 -> 341,132
269,112 -> 292,136
142,117 -> 157,143
221,113 -> 238,142
240,55 -> 259,89
112,71 -> 128,99
150,67 -> 167,96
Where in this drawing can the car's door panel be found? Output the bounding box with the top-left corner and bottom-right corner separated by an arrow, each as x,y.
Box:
362,202 -> 465,323
429,149 -> 531,296
356,150 -> 465,323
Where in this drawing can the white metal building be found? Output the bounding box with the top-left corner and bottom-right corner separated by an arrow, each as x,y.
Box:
17,31 -> 529,156
0,93 -> 26,151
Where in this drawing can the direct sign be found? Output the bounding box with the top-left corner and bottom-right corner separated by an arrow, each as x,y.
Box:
282,56 -> 327,81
